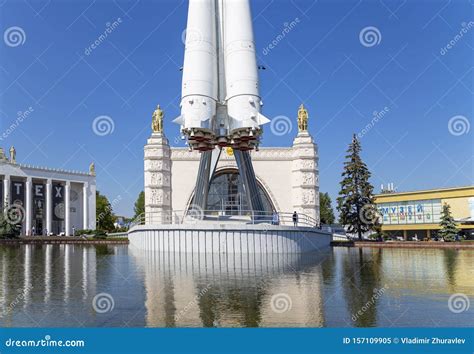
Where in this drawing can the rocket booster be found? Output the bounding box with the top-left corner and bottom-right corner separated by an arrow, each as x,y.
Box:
175,0 -> 217,149
175,0 -> 270,151
224,0 -> 269,141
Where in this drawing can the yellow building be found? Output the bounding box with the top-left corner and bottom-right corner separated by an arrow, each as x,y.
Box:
374,186 -> 474,240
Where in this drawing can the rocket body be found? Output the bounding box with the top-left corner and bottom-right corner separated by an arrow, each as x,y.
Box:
176,0 -> 269,151
178,0 -> 217,151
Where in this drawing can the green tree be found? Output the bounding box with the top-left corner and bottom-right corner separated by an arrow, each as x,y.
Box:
319,192 -> 335,224
96,191 -> 116,231
337,134 -> 379,239
134,191 -> 145,219
438,203 -> 459,242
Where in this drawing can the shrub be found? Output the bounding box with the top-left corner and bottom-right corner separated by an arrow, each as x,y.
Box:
75,229 -> 94,236
368,231 -> 385,241
0,215 -> 21,239
93,230 -> 107,239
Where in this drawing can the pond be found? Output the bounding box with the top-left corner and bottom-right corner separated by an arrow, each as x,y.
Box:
0,244 -> 472,327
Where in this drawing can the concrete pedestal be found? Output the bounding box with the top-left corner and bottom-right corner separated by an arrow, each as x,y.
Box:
129,224 -> 331,254
144,133 -> 172,224
291,132 -> 320,224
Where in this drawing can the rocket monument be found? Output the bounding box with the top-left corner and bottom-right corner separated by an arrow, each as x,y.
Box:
175,0 -> 270,212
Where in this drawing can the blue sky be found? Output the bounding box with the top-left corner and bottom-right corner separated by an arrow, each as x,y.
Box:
0,0 -> 472,217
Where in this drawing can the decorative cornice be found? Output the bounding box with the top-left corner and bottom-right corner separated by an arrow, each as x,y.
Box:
21,164 -> 92,176
0,160 -> 93,177
171,147 -> 295,161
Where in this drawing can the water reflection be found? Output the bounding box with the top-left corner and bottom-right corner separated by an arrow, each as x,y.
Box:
340,248 -> 383,327
0,245 -> 472,327
129,248 -> 331,327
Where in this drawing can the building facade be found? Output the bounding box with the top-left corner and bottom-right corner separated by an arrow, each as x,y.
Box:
144,106 -> 320,224
374,186 -> 474,239
0,149 -> 96,236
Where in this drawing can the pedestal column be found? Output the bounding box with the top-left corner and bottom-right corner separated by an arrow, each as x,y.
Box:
144,132 -> 172,224
291,132 -> 320,225
64,181 -> 70,236
45,179 -> 52,236
3,176 -> 10,209
25,177 -> 32,235
83,182 -> 89,230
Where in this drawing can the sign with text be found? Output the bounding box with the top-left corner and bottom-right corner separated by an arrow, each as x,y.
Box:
378,199 -> 442,225
10,181 -> 25,207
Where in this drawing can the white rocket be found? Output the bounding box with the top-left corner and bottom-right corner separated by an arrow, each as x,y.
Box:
174,0 -> 270,151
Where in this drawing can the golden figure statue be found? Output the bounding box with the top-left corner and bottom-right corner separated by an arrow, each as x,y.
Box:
89,162 -> 96,175
9,146 -> 16,163
152,104 -> 164,133
225,146 -> 234,156
0,147 -> 6,160
297,104 -> 308,132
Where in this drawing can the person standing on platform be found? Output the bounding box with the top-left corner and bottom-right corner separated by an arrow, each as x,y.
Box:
292,211 -> 298,227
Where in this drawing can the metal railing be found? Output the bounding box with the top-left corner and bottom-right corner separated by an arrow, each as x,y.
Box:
332,233 -> 352,241
130,210 -> 320,228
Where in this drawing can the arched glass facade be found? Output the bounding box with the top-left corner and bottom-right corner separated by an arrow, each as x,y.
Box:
197,170 -> 274,214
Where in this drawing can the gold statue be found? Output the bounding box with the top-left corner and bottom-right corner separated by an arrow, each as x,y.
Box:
89,162 -> 96,175
225,147 -> 234,156
297,104 -> 308,132
0,147 -> 6,160
9,146 -> 16,163
152,104 -> 164,133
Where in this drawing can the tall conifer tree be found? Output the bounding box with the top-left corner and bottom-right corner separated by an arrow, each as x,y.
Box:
438,203 -> 459,242
337,134 -> 379,239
